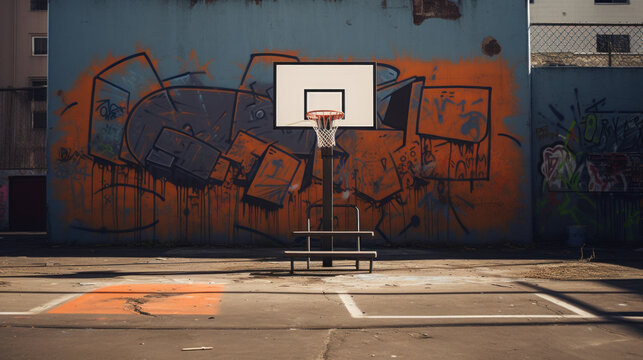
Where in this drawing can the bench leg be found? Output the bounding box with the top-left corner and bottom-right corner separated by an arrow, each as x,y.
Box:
307,257 -> 310,270
356,260 -> 359,270
369,259 -> 373,273
290,259 -> 294,275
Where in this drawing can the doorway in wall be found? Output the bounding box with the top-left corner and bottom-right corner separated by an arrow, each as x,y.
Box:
9,176 -> 46,231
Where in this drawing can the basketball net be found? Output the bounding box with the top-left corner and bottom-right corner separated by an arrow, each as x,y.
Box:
306,110 -> 344,148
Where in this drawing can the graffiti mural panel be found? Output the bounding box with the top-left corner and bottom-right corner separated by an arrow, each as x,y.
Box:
246,146 -> 301,207
46,0 -> 535,245
48,49 -> 528,245
418,86 -> 490,143
533,68 -> 642,244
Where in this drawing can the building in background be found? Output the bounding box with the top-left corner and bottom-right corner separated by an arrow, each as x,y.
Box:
530,0 -> 643,67
530,0 -> 643,23
0,0 -> 48,231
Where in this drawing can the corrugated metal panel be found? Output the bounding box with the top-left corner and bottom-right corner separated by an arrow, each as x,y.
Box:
0,89 -> 47,169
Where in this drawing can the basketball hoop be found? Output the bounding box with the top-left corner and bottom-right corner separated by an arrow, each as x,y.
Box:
307,110 -> 344,148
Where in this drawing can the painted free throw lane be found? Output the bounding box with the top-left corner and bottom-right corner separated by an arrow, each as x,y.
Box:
48,284 -> 224,315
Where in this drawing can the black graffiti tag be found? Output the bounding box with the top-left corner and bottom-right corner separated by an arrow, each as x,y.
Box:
95,99 -> 125,121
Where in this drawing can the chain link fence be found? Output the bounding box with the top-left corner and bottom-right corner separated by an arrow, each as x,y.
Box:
530,23 -> 643,67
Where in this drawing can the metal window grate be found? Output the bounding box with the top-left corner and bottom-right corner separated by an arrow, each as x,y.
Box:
31,80 -> 47,102
32,37 -> 47,55
594,0 -> 628,3
596,34 -> 630,53
30,0 -> 47,11
530,23 -> 643,67
32,111 -> 47,129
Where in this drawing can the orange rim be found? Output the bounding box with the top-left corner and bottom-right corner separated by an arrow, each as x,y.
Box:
306,110 -> 344,121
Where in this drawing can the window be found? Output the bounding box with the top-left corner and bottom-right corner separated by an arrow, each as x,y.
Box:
33,111 -> 47,129
30,79 -> 47,128
30,0 -> 47,11
597,34 -> 631,53
32,36 -> 47,56
31,79 -> 47,102
595,0 -> 628,3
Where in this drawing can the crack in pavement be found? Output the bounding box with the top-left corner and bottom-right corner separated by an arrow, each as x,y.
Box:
318,328 -> 335,360
123,297 -> 154,317
122,293 -> 176,317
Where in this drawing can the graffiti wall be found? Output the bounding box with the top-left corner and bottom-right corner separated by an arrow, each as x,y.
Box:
48,0 -> 530,245
532,68 -> 642,244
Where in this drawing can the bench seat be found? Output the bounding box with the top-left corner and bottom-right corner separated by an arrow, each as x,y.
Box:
284,250 -> 377,274
292,230 -> 375,237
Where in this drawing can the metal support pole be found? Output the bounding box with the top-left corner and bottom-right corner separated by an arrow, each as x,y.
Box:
321,147 -> 333,267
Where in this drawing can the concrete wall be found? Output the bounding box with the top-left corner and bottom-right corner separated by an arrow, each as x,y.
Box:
532,67 -> 642,245
48,0 -> 531,246
0,0 -> 48,87
530,0 -> 643,23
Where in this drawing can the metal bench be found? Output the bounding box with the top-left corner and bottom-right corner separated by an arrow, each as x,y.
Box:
284,250 -> 377,274
285,205 -> 377,274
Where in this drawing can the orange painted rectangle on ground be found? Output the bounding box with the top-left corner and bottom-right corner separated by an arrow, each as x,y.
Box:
48,284 -> 224,315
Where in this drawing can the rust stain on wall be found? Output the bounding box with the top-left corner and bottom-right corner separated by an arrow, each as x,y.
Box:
482,36 -> 502,57
190,0 -> 225,8
413,0 -> 461,25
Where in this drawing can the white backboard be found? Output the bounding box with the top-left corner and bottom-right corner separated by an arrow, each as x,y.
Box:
274,62 -> 376,128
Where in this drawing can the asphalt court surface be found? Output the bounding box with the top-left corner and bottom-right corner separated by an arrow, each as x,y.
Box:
1,280 -> 640,326
339,290 -> 590,318
1,243 -> 642,359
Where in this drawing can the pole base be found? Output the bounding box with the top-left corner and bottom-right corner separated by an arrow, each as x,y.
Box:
321,147 -> 334,267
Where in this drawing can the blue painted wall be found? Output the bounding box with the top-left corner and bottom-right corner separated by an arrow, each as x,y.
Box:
531,67 -> 642,245
48,0 -> 531,245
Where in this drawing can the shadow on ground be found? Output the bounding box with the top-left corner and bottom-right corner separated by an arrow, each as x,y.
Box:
1,233 -> 641,270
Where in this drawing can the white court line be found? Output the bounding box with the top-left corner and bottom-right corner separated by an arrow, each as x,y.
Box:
28,293 -> 79,313
338,293 -> 364,318
534,293 -> 596,318
0,311 -> 34,315
338,291 -> 597,320
0,293 -> 81,316
349,314 -> 588,319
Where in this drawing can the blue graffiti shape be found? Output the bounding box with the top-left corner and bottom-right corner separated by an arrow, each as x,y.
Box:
459,111 -> 486,141
145,127 -> 221,183
71,220 -> 159,234
497,133 -> 522,147
234,224 -> 287,246
245,146 -> 301,207
60,102 -> 78,116
398,215 -> 421,235
93,183 -> 165,201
